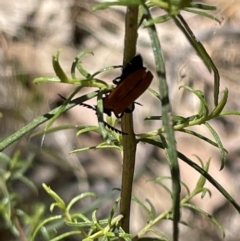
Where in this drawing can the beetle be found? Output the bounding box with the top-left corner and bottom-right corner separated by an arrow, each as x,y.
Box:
102,54 -> 153,118
103,69 -> 153,117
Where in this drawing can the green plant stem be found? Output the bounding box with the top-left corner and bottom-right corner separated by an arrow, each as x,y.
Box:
141,3 -> 180,241
0,91 -> 98,151
120,5 -> 139,234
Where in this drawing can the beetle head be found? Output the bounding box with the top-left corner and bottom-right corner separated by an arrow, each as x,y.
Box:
113,54 -> 145,84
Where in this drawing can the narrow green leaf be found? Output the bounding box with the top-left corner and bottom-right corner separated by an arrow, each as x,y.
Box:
145,115 -> 192,124
91,65 -> 122,78
220,110 -> 240,116
148,88 -> 162,101
92,210 -> 103,230
65,219 -> 93,227
33,76 -> 61,84
42,184 -> 66,211
152,176 -> 190,196
70,213 -> 92,223
71,50 -> 94,79
195,159 -> 210,190
52,50 -> 70,83
180,181 -> 191,196
31,215 -> 62,241
76,126 -> 100,135
188,2 -> 217,10
204,122 -> 226,170
70,144 -> 122,153
146,199 -> 157,220
14,175 -> 38,195
184,8 -> 221,24
118,227 -> 132,240
66,193 -> 96,213
132,196 -> 153,221
177,129 -> 228,153
108,198 -> 120,227
152,177 -> 173,198
193,154 -> 205,168
209,88 -> 228,117
201,187 -> 212,198
183,203 -> 225,237
144,14 -> 172,26
180,85 -> 208,117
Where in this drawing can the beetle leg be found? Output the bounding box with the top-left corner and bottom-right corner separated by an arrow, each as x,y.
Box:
104,121 -> 128,135
134,101 -> 142,106
114,112 -> 124,118
122,101 -> 142,114
113,77 -> 121,84
80,102 -> 96,111
124,103 -> 135,114
103,107 -> 112,116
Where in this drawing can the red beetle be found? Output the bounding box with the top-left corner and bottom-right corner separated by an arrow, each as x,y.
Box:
103,69 -> 153,117
102,55 -> 153,117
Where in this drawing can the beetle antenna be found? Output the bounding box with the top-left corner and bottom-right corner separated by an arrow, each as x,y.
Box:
58,94 -> 97,111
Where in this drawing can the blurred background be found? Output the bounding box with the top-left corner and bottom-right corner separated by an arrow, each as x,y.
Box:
0,0 -> 240,240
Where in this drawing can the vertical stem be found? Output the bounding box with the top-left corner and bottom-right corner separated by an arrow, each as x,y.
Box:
120,6 -> 139,234
141,3 -> 180,241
